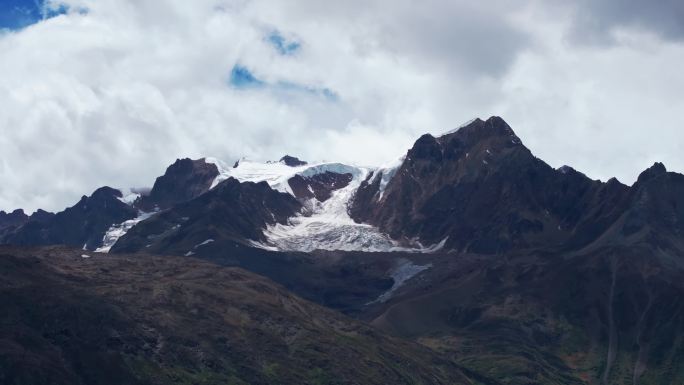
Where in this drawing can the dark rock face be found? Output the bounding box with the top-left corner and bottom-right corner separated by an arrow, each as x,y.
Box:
28,209 -> 55,222
280,155 -> 308,167
619,164 -> 684,248
350,116 -> 642,253
636,161 -> 667,183
288,172 -> 353,202
0,187 -> 137,250
0,209 -> 30,241
111,178 -> 302,255
137,158 -> 219,211
0,157 -> 219,252
0,209 -> 29,231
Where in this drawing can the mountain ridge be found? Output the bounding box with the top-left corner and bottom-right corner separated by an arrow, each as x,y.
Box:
1,116 -> 681,256
2,116 -> 684,384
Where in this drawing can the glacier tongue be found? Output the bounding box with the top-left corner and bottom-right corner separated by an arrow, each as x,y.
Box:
258,167 -> 405,252
256,166 -> 440,253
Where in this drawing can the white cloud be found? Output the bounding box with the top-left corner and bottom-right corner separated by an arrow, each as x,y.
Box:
0,0 -> 683,212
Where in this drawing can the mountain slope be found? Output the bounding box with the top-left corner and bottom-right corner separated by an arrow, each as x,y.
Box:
2,116 -> 684,385
358,243 -> 684,385
111,177 -> 302,254
0,187 -> 137,250
0,245 -> 476,385
114,158 -> 414,253
136,158 -> 219,211
0,209 -> 29,231
350,117 -> 643,254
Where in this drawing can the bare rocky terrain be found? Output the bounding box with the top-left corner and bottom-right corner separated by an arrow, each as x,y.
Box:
0,246 -> 476,385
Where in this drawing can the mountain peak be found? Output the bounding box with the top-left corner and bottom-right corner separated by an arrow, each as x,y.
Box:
0,208 -> 25,216
407,134 -> 442,161
280,155 -> 308,167
138,158 -> 219,211
558,165 -> 574,174
29,209 -> 55,222
0,209 -> 29,230
637,162 -> 667,184
91,186 -> 123,199
440,116 -> 522,147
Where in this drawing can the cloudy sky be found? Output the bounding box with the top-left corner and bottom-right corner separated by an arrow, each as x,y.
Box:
1,0 -> 683,212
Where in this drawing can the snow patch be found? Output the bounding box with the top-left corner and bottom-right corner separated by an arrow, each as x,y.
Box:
247,240 -> 279,251
81,254 -> 91,259
373,260 -> 432,303
183,238 -> 215,256
206,157 -> 361,196
442,118 -> 478,136
116,187 -> 146,205
95,211 -> 156,253
196,239 -> 214,247
369,155 -> 405,201
415,237 -> 448,253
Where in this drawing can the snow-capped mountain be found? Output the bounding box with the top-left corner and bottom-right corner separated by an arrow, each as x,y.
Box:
204,156 -> 441,252
3,116 -> 684,258
5,117 -> 684,385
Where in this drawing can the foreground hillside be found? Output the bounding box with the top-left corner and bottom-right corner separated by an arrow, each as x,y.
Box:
357,246 -> 684,385
0,246 -> 476,385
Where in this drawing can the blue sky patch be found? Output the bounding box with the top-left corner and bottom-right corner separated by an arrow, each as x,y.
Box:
267,31 -> 301,55
0,0 -> 69,30
229,65 -> 265,88
229,64 -> 337,102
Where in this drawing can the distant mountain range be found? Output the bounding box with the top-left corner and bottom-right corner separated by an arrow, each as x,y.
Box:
2,116 -> 684,384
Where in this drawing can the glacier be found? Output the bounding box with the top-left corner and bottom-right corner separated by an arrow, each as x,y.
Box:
99,156 -> 449,254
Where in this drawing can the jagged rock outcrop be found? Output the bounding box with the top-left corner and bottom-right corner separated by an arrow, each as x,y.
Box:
111,177 -> 302,255
280,155 -> 308,167
28,209 -> 55,223
0,187 -> 137,250
136,158 -> 219,211
0,209 -> 29,231
618,162 -> 684,249
288,171 -> 353,202
350,116 -> 673,254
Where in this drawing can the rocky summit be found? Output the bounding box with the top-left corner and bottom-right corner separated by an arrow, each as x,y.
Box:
2,117 -> 684,384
